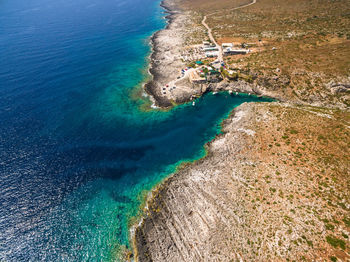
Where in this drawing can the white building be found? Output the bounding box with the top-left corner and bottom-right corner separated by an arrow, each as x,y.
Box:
203,46 -> 219,52
223,47 -> 250,55
222,43 -> 233,48
205,51 -> 219,58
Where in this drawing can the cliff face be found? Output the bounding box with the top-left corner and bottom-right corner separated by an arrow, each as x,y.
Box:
134,102 -> 350,261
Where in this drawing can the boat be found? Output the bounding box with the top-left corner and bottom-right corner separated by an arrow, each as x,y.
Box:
212,91 -> 218,95
228,90 -> 233,94
192,101 -> 195,106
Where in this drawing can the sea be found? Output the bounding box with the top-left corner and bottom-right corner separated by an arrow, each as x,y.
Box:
0,0 -> 271,260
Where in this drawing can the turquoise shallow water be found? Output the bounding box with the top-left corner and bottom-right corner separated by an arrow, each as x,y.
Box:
0,0 -> 272,260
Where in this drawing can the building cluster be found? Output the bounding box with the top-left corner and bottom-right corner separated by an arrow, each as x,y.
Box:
222,43 -> 250,56
202,41 -> 220,58
202,41 -> 250,58
180,41 -> 251,61
177,41 -> 252,85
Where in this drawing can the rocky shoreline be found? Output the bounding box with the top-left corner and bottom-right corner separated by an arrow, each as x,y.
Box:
132,103 -> 258,261
132,101 -> 350,261
144,1 -> 174,107
132,0 -> 350,260
143,0 -> 186,107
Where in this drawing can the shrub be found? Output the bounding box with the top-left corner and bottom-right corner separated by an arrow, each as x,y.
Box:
290,129 -> 298,134
342,217 -> 350,227
330,256 -> 337,262
326,235 -> 346,250
325,224 -> 335,230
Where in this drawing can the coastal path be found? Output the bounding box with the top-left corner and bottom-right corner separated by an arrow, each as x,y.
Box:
201,0 -> 257,62
163,0 -> 257,95
206,0 -> 257,17
201,16 -> 223,62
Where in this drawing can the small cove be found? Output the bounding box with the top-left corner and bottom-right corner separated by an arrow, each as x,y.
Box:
0,0 -> 273,260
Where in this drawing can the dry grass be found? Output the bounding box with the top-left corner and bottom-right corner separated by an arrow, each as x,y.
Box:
240,103 -> 350,260
177,0 -> 251,13
218,103 -> 350,260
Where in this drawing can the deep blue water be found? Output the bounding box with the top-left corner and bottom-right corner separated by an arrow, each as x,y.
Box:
0,0 -> 271,260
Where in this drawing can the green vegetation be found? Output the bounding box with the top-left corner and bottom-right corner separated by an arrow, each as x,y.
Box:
188,62 -> 197,68
325,224 -> 335,230
330,256 -> 337,262
343,217 -> 350,227
290,129 -> 298,135
326,235 -> 346,250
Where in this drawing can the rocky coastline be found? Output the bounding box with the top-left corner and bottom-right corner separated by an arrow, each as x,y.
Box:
132,101 -> 350,261
144,0 -> 175,107
132,0 -> 350,260
143,0 -> 187,107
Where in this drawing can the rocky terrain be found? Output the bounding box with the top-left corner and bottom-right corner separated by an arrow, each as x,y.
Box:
144,0 -> 207,107
132,0 -> 350,261
134,102 -> 350,261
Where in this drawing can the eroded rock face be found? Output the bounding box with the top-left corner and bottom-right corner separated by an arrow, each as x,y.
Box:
134,103 -> 350,261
